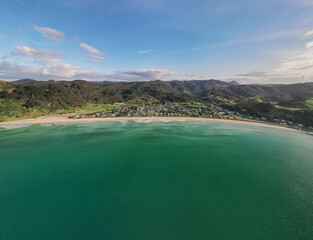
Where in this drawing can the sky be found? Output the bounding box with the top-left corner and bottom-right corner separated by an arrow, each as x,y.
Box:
1,0 -> 313,83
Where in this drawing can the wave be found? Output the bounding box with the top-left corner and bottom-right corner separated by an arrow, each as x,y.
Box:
40,122 -> 88,127
160,119 -> 172,123
40,123 -> 54,127
134,120 -> 153,124
0,124 -> 30,130
118,120 -> 129,124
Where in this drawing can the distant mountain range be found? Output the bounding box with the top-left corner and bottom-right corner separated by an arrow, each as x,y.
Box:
4,78 -> 313,102
2,79 -> 240,104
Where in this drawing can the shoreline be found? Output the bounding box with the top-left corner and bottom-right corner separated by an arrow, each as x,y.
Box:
0,116 -> 302,132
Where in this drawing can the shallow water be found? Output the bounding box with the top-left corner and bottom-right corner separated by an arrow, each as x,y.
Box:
0,121 -> 312,240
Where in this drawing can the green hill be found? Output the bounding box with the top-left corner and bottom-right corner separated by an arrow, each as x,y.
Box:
1,79 -> 313,126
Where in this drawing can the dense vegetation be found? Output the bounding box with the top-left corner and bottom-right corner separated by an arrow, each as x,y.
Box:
1,79 -> 313,126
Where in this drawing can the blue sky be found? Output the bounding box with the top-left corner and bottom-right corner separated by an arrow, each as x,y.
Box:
1,0 -> 313,83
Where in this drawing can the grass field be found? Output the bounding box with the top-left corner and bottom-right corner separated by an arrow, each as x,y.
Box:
71,104 -> 119,115
306,99 -> 313,109
0,102 -> 120,122
274,105 -> 301,111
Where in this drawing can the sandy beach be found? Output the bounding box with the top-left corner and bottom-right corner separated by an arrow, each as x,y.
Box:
0,116 -> 300,132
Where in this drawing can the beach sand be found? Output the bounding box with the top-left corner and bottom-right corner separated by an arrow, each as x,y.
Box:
0,116 -> 299,132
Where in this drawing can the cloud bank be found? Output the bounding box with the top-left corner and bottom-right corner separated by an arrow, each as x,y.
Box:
122,69 -> 179,80
0,56 -> 180,81
15,46 -> 64,65
233,30 -> 313,84
303,30 -> 313,38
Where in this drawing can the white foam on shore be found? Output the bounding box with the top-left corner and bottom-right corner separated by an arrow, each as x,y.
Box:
134,119 -> 153,124
118,120 -> 129,124
0,124 -> 29,130
160,119 -> 172,123
40,123 -> 54,127
41,122 -> 87,127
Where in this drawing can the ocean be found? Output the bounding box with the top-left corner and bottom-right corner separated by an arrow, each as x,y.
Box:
0,120 -> 312,240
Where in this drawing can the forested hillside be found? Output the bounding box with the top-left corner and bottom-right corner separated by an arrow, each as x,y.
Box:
1,79 -> 313,126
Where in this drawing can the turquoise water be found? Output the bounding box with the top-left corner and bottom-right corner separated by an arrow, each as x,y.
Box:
0,120 -> 312,240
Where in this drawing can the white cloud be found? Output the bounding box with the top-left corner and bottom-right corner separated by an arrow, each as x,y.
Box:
75,69 -> 180,81
34,25 -> 65,42
1,45 -> 108,80
137,49 -> 152,54
88,55 -> 105,63
234,36 -> 313,84
122,69 -> 179,80
175,73 -> 214,80
18,0 -> 26,6
0,59 -> 181,81
79,43 -> 104,56
0,61 -> 36,78
0,44 -> 181,81
15,46 -> 64,66
306,41 -> 313,49
41,63 -> 82,79
302,30 -> 313,38
0,60 -> 83,80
